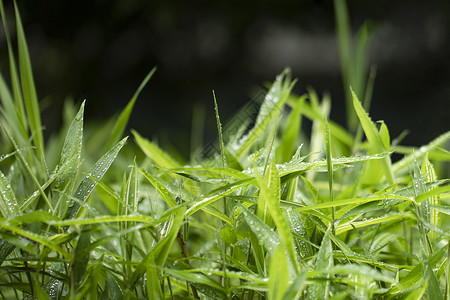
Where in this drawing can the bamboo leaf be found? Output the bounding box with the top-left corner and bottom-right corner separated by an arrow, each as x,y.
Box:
133,130 -> 180,169
65,137 -> 128,219
268,245 -> 289,300
185,178 -> 252,217
105,67 -> 156,151
14,2 -> 46,170
0,170 -> 18,217
232,69 -> 296,159
352,89 -> 394,184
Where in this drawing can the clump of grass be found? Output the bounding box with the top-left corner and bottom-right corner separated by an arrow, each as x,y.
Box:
0,1 -> 449,299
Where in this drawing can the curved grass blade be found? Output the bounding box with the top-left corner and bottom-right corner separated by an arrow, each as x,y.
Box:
185,178 -> 253,217
65,137 -> 128,219
0,1 -> 28,142
232,69 -> 296,159
392,131 -> 450,174
277,95 -> 304,163
105,67 -> 156,151
48,214 -> 155,227
263,161 -> 299,272
0,219 -> 70,259
131,206 -> 186,286
238,203 -> 280,256
138,167 -> 178,208
269,245 -> 290,300
133,130 -> 180,169
0,170 -> 18,217
352,89 -> 394,184
53,101 -> 85,217
308,227 -> 333,298
336,212 -> 411,235
14,2 -> 46,171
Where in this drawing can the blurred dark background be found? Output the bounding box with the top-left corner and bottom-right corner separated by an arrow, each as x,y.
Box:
0,0 -> 449,157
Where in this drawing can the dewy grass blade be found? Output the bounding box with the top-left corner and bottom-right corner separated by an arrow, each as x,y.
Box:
105,67 -> 156,151
0,219 -> 70,259
14,2 -> 46,172
238,203 -> 280,256
213,91 -> 226,167
132,130 -> 180,169
263,161 -> 300,272
393,131 -> 450,174
48,215 -> 155,227
53,101 -> 84,217
336,212 -> 411,235
0,0 -> 28,140
0,170 -> 18,217
308,227 -> 333,298
277,95 -> 304,163
185,178 -> 253,217
131,206 -> 186,286
268,245 -> 289,300
352,89 -> 394,184
0,122 -> 53,213
65,137 -> 128,219
138,167 -> 179,207
324,119 -> 335,230
233,69 -> 296,159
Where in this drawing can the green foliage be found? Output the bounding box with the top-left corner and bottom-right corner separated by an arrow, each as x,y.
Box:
0,1 -> 449,299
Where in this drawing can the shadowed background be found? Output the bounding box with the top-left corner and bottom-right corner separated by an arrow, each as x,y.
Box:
0,0 -> 449,158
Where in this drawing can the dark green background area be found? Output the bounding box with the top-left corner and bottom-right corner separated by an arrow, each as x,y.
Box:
0,0 -> 449,155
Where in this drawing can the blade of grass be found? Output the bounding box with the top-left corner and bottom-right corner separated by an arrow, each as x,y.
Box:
0,0 -> 28,141
0,170 -> 18,217
53,101 -> 85,217
14,2 -> 46,172
65,137 -> 128,219
277,95 -> 304,163
133,130 -> 180,169
393,131 -> 450,174
105,67 -> 156,151
352,89 -> 394,184
324,119 -> 335,232
232,69 -> 296,159
268,245 -> 289,300
185,178 -> 253,217
263,161 -> 300,272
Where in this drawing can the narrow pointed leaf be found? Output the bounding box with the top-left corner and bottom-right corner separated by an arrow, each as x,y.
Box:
65,137 -> 128,219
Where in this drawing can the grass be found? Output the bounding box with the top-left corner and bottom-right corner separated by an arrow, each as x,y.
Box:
0,0 -> 450,299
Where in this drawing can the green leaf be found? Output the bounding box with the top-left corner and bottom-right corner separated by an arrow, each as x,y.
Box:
324,119 -> 335,226
238,203 -> 280,256
72,227 -> 91,290
14,2 -> 46,171
277,96 -> 304,162
268,245 -> 289,300
425,260 -> 443,300
0,219 -> 70,259
105,67 -> 156,151
262,161 -> 300,272
133,130 -> 180,169
65,137 -> 128,219
131,206 -> 186,287
0,1 -> 28,143
0,170 -> 18,217
393,130 -> 450,174
185,178 -> 252,217
219,225 -> 237,245
308,228 -> 333,299
232,69 -> 296,159
352,89 -> 394,184
52,101 -> 85,217
138,167 -> 178,208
